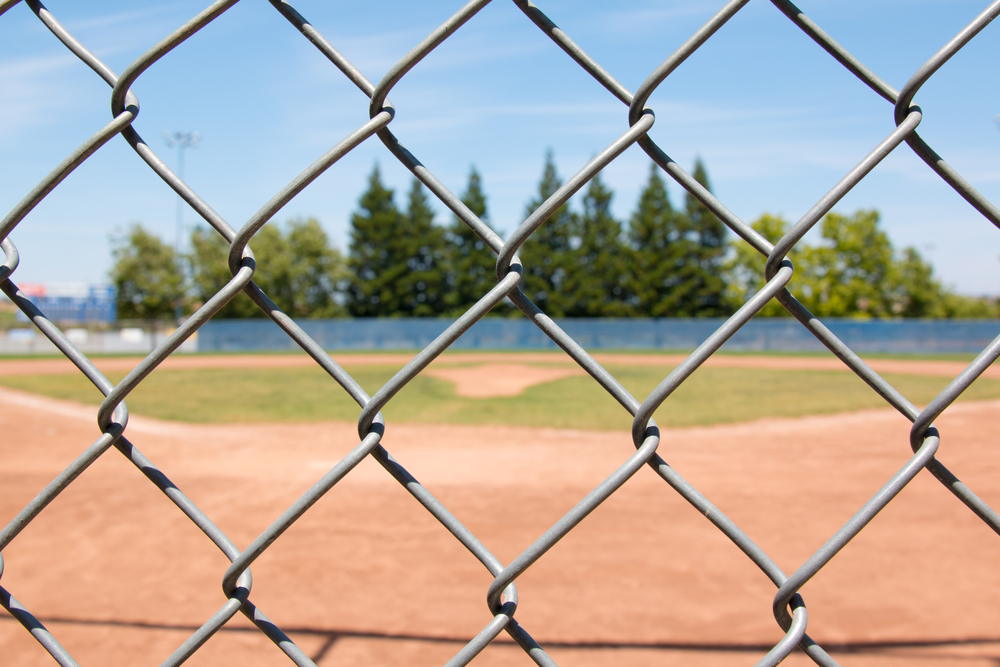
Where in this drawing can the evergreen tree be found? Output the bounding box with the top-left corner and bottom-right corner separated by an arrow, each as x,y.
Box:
347,167 -> 447,316
627,163 -> 696,316
347,166 -> 405,316
519,150 -> 577,316
684,158 -> 730,315
445,167 -> 502,315
563,172 -> 631,316
400,178 -> 447,315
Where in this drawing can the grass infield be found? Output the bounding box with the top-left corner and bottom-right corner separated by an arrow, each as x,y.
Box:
0,360 -> 996,430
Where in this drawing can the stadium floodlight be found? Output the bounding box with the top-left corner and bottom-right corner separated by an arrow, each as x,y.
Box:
163,131 -> 200,323
163,131 -> 200,248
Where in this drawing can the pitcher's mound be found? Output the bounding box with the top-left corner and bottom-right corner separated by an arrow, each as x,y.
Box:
424,363 -> 585,397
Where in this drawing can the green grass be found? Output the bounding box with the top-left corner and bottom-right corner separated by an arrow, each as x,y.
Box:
1,361 -> 998,430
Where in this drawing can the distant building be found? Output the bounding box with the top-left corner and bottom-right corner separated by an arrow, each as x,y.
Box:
15,282 -> 116,325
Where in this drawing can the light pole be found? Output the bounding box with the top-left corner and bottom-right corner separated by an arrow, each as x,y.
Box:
163,131 -> 199,323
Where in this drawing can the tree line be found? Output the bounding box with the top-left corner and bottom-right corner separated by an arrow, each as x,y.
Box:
111,153 -> 997,322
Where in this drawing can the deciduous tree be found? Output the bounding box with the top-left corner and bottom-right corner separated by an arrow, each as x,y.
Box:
802,210 -> 896,317
110,224 -> 184,321
189,218 -> 347,318
189,225 -> 259,319
723,213 -> 794,317
725,209 -> 970,318
280,217 -> 348,317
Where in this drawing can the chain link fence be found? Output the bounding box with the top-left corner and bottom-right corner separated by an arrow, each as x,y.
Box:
1,1 -> 999,665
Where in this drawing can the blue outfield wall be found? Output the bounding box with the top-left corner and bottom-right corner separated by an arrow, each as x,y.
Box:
197,317 -> 1000,354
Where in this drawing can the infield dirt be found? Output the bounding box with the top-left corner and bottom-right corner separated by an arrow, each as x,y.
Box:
0,355 -> 997,666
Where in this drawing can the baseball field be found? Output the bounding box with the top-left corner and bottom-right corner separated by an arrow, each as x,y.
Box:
0,351 -> 997,666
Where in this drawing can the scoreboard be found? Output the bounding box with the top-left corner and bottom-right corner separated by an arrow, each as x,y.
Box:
15,283 -> 117,324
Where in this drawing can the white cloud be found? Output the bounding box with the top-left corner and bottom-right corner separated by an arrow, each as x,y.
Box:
61,4 -> 181,33
0,52 -> 89,138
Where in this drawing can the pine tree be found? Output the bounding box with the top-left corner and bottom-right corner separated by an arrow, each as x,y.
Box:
346,166 -> 405,316
445,167 -> 502,315
519,150 -> 577,316
562,172 -> 631,316
627,163 -> 695,316
347,168 -> 448,316
684,158 -> 730,315
400,178 -> 447,315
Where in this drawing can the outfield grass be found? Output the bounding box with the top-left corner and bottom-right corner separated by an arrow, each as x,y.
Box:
0,361 -> 996,430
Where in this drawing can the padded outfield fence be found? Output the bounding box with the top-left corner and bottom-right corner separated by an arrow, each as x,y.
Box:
1,1 -> 999,666
196,317 -> 1000,354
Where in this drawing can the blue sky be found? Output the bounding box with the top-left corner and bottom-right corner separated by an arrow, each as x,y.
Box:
2,0 -> 998,296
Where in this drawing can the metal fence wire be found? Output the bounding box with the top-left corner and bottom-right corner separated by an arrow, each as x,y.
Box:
1,1 -> 999,666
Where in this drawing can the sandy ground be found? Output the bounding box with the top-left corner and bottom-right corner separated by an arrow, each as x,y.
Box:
423,363 -> 587,397
0,355 -> 998,666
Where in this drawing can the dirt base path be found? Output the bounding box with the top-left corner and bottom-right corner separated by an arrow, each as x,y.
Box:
0,386 -> 997,666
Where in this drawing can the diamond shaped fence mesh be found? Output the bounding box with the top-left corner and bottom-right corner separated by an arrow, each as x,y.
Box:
1,1 -> 999,666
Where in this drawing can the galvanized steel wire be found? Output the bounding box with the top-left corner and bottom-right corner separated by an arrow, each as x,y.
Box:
1,1 -> 999,665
